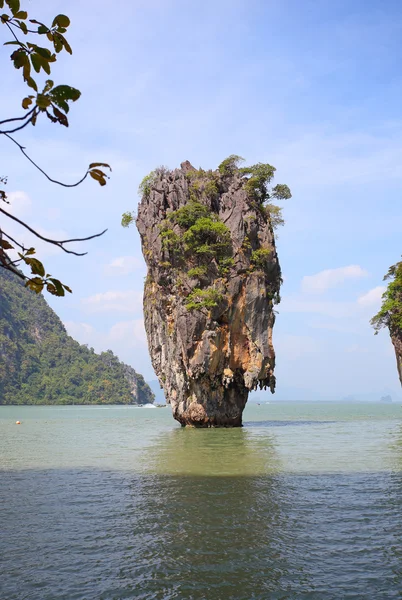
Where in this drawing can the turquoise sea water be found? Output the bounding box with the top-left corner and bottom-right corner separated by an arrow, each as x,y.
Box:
1,401 -> 402,599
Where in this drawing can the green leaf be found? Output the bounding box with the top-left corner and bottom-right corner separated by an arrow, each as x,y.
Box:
37,24 -> 48,34
48,278 -> 65,296
26,76 -> 38,92
6,0 -> 20,15
4,41 -> 23,46
41,57 -> 51,75
61,36 -> 72,55
89,162 -> 112,171
0,239 -> 13,250
30,53 -> 41,73
51,97 -> 68,113
22,96 -> 33,109
55,33 -> 72,54
25,247 -> 35,256
24,257 -> 45,277
53,35 -> 63,53
1,12 -> 9,20
25,277 -> 44,294
17,19 -> 27,34
89,170 -> 107,186
63,284 -> 72,294
14,10 -> 27,18
50,85 -> 81,113
0,1 -> 5,9
52,14 -> 70,28
34,46 -> 53,59
52,105 -> 68,127
36,93 -> 51,109
11,48 -> 27,68
43,79 -> 54,93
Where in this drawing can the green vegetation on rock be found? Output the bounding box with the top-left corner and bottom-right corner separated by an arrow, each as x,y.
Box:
183,216 -> 231,258
139,170 -> 156,197
185,287 -> 223,311
0,269 -> 154,405
251,248 -> 271,268
169,201 -> 210,229
371,260 -> 402,334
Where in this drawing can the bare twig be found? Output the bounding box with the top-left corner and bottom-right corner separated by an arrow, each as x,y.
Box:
1,112 -> 37,134
1,231 -> 26,250
3,133 -> 91,188
0,108 -> 36,126
0,207 -> 107,255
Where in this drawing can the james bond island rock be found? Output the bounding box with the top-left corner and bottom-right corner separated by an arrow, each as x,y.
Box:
371,259 -> 402,387
133,156 -> 291,426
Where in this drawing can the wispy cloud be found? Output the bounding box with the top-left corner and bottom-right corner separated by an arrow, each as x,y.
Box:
274,333 -> 320,360
302,265 -> 368,294
357,286 -> 386,308
81,290 -> 143,313
6,191 -> 32,218
104,256 -> 144,276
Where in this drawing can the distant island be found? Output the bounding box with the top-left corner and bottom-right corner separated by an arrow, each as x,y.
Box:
0,269 -> 154,405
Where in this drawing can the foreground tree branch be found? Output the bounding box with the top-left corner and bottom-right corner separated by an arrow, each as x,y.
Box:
0,0 -> 112,296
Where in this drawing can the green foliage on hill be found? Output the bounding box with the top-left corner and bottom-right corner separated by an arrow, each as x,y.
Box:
0,269 -> 154,405
371,260 -> 402,334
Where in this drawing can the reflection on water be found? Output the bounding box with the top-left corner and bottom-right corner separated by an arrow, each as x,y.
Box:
1,404 -> 402,599
146,427 -> 281,476
1,468 -> 401,599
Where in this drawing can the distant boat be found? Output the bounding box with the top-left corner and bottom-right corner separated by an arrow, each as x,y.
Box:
143,403 -> 157,409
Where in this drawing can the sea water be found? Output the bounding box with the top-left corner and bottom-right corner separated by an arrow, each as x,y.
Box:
1,402 -> 401,599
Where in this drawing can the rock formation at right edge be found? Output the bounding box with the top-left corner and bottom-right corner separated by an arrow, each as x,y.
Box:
371,259 -> 402,387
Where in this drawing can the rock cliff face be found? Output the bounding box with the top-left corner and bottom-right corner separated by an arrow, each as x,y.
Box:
371,259 -> 402,389
136,159 -> 286,426
391,333 -> 402,387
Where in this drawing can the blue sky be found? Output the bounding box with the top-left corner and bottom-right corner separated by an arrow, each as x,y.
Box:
1,0 -> 401,399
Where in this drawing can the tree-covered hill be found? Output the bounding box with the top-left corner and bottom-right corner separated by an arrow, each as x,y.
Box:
0,269 -> 154,405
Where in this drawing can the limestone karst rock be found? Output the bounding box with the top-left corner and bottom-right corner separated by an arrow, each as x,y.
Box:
391,333 -> 402,387
371,259 -> 402,389
136,158 -> 289,426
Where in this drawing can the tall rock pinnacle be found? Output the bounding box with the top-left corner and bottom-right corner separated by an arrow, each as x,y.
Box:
371,259 -> 402,389
135,157 -> 290,426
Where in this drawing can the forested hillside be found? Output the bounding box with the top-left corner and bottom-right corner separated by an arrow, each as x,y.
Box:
0,269 -> 154,405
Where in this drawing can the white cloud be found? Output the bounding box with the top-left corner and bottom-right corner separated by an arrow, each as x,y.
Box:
64,321 -> 97,342
357,286 -> 386,308
65,318 -> 147,348
81,290 -> 143,313
108,319 -> 147,345
6,191 -> 32,217
274,333 -> 320,360
345,344 -> 370,354
104,255 -> 144,276
301,265 -> 368,294
280,296 -> 356,318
